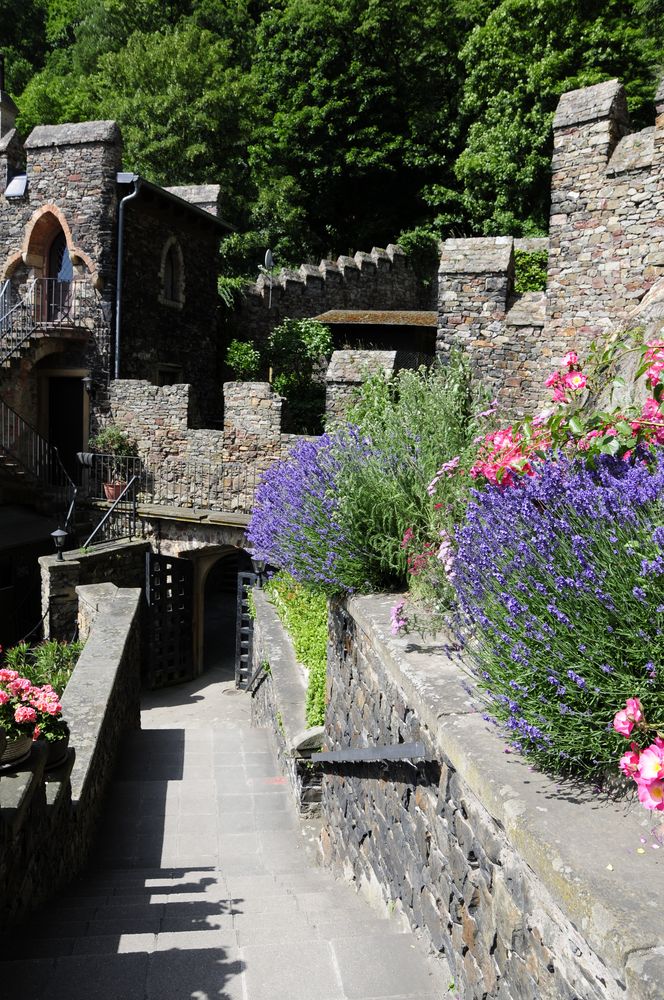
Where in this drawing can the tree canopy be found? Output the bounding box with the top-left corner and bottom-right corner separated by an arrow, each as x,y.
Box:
5,0 -> 664,271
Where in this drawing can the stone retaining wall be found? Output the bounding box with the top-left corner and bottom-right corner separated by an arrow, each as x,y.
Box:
40,539 -> 149,641
321,595 -> 663,1000
0,584 -> 141,931
250,590 -> 323,815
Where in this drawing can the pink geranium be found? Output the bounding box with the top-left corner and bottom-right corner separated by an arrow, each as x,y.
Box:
613,697 -> 644,736
14,704 -> 36,724
619,746 -> 641,777
635,779 -> 664,812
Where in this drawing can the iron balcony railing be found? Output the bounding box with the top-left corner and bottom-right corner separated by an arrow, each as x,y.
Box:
0,277 -> 99,366
81,454 -> 261,516
0,399 -> 77,525
83,476 -> 138,548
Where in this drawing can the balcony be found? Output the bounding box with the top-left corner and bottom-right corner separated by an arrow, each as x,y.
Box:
0,277 -> 99,367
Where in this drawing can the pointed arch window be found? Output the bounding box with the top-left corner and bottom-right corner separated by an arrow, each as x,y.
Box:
159,237 -> 185,308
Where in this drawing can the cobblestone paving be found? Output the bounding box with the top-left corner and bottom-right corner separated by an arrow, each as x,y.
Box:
4,660 -> 449,1000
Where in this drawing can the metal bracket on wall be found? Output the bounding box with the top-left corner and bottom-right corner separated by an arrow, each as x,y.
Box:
311,742 -> 432,765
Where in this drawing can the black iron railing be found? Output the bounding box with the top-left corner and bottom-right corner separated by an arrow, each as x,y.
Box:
0,399 -> 77,526
81,454 -> 260,515
0,277 -> 99,366
83,476 -> 138,547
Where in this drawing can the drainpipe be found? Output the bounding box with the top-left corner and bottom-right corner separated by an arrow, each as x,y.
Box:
114,176 -> 142,379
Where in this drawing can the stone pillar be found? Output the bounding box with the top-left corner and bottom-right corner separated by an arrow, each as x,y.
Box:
325,350 -> 400,424
546,80 -> 631,345
39,555 -> 82,641
436,236 -> 514,360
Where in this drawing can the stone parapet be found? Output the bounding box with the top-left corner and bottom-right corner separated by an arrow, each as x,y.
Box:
250,590 -> 324,816
0,584 -> 141,931
321,595 -> 662,1000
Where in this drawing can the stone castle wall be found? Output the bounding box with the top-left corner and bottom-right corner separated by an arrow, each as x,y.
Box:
437,79 -> 664,414
321,596 -> 662,1000
231,244 -> 435,348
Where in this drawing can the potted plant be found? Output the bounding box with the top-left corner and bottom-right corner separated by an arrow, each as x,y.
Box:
0,669 -> 41,766
88,426 -> 139,500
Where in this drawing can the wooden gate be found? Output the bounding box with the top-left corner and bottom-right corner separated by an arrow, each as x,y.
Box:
235,571 -> 257,688
144,552 -> 194,688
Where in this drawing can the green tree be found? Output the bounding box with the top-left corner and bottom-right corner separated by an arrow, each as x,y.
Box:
453,0 -> 661,235
248,0 -> 465,260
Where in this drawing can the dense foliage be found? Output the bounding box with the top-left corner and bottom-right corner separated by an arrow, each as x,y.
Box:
264,571 -> 327,727
248,358 -> 479,594
452,454 -> 664,779
2,639 -> 82,696
7,0 -> 663,270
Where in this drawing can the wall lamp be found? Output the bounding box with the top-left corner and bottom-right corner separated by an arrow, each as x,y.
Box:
51,527 -> 68,561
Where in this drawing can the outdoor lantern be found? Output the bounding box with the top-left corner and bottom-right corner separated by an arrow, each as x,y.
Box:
81,375 -> 94,394
51,527 -> 68,560
250,553 -> 266,586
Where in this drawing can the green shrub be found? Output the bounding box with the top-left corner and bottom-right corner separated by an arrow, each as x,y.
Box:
269,318 -> 332,434
218,275 -> 250,310
226,339 -> 262,380
397,226 -> 440,287
3,639 -> 83,696
514,249 -> 548,293
88,426 -> 138,457
264,571 -> 327,727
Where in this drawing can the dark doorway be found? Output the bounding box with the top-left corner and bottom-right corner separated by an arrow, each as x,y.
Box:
47,231 -> 73,322
203,549 -> 253,675
47,377 -> 84,479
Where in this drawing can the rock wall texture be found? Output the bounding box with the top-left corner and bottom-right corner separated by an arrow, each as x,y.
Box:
436,79 -> 664,414
0,584 -> 141,932
321,596 -> 663,1000
250,590 -> 324,816
230,244 -> 435,349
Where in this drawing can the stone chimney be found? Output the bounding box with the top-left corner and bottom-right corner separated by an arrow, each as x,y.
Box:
0,54 -> 19,138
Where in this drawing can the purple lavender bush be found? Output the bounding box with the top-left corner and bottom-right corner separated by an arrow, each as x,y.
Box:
452,452 -> 664,778
247,430 -> 381,594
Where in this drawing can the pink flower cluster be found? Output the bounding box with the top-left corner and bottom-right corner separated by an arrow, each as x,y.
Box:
0,667 -> 63,738
544,351 -> 588,404
613,697 -> 664,812
390,599 -> 408,636
469,424 -> 551,488
644,340 -> 664,388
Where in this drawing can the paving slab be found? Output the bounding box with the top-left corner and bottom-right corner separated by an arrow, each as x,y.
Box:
2,659 -> 450,999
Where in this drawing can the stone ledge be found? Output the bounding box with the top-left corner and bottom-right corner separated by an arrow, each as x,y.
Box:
553,79 -> 627,130
252,591 -> 309,753
347,593 -> 662,994
63,586 -> 141,808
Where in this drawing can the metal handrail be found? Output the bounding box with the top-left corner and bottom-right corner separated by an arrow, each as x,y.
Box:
83,475 -> 138,548
312,742 -> 431,764
81,454 -> 260,515
0,277 -> 98,366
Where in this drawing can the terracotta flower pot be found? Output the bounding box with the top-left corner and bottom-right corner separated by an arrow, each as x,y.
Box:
103,482 -> 126,501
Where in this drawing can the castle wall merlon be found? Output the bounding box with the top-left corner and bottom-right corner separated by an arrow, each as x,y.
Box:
553,79 -> 628,131
607,128 -> 654,176
23,121 -> 122,150
438,236 -> 513,276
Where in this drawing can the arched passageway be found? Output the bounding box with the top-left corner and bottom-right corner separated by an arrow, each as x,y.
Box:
202,548 -> 253,675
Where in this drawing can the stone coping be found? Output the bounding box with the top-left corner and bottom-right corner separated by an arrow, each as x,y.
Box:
347,593 -> 664,990
25,120 -> 120,148
253,590 -> 323,756
62,586 -> 141,807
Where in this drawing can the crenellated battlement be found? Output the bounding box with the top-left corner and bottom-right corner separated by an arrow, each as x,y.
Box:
232,243 -> 433,345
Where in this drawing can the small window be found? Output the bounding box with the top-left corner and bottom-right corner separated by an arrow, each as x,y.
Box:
156,365 -> 183,386
159,237 -> 185,308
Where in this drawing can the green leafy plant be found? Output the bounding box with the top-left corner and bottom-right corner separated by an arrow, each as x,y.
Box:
89,426 -> 138,484
397,226 -> 440,287
264,571 -> 327,727
218,275 -> 250,310
226,339 -> 262,380
269,318 -> 332,434
514,249 -> 548,293
3,639 -> 83,697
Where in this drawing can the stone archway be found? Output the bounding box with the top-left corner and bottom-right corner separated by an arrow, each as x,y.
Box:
200,547 -> 253,674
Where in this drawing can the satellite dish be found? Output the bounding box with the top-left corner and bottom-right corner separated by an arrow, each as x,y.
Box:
264,249 -> 274,270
